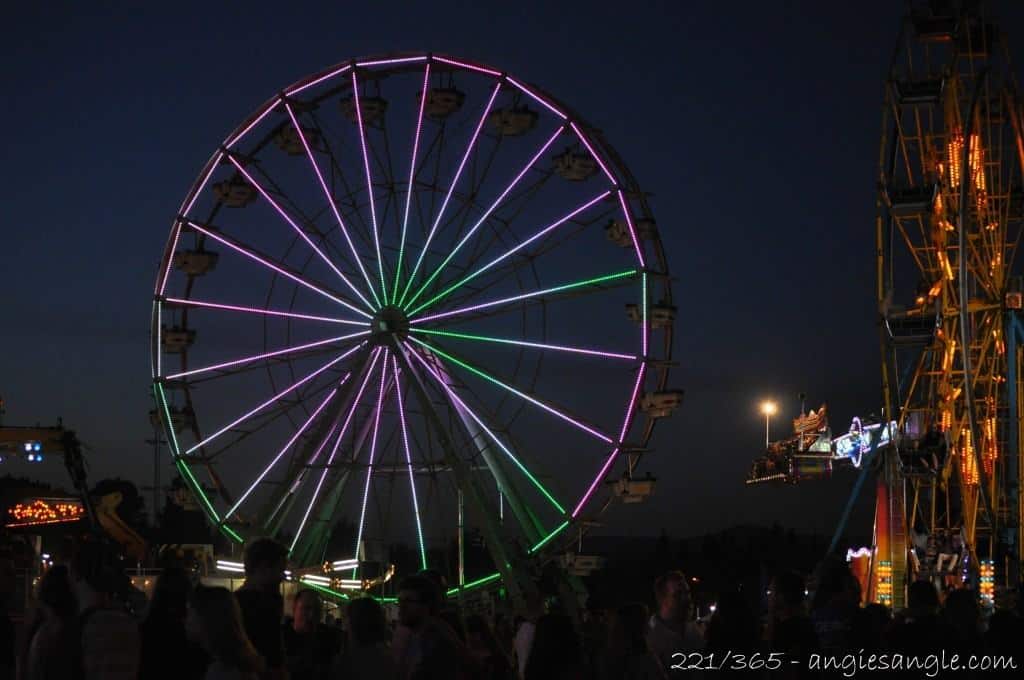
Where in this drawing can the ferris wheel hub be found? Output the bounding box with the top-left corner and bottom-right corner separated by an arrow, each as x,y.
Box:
370,306 -> 410,345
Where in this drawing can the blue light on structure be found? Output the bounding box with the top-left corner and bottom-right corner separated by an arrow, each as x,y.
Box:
33,442 -> 41,452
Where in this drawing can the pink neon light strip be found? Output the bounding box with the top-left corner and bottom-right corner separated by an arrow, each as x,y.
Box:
356,56 -> 427,67
616,190 -> 646,268
394,62 -> 431,304
433,55 -> 502,77
569,122 -> 616,185
226,103 -> 276,148
186,221 -> 372,318
180,151 -> 224,222
410,272 -> 633,325
158,222 -> 184,298
269,410 -> 345,525
290,348 -> 384,552
572,364 -> 646,518
164,297 -> 369,327
353,350 -> 390,568
282,101 -> 381,309
404,124 -> 564,310
227,155 -> 375,311
409,329 -> 635,360
391,356 -> 427,563
408,336 -> 613,444
351,71 -> 388,302
285,64 -> 353,97
225,386 -> 339,520
185,342 -> 365,455
413,189 -> 610,313
165,330 -> 368,380
400,81 -> 503,305
506,76 -> 566,119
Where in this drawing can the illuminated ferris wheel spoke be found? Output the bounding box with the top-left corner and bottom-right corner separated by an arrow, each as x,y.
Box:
399,81 -> 504,308
223,384 -> 341,522
282,100 -> 383,309
407,336 -> 614,444
226,155 -> 376,312
290,347 -> 385,553
409,268 -> 637,325
408,188 -> 612,316
351,71 -> 389,303
352,350 -> 391,575
162,297 -> 369,327
408,327 -> 636,361
163,330 -> 369,381
185,342 -> 366,455
392,62 -> 432,306
392,356 -> 429,569
404,125 -> 565,312
404,342 -> 566,515
186,221 -> 372,318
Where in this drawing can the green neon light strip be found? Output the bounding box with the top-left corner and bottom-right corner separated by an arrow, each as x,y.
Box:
155,384 -> 238,541
446,571 -> 502,596
529,520 -> 569,553
408,269 -> 638,324
301,581 -> 351,601
441,521 -> 570,597
405,342 -> 566,514
409,327 -> 635,361
408,336 -> 613,444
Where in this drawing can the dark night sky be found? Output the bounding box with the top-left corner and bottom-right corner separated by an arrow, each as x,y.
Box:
6,1 -> 1024,540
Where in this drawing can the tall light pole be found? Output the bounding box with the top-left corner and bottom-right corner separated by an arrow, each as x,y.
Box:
761,401 -> 778,448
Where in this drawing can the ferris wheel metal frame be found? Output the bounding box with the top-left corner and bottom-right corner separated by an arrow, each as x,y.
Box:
150,52 -> 678,606
877,0 -> 1024,607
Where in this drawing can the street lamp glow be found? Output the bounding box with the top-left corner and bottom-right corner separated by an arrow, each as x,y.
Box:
760,400 -> 777,447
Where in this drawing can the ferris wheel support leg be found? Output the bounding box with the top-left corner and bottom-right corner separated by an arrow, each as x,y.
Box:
1005,312 -> 1024,587
391,340 -> 540,613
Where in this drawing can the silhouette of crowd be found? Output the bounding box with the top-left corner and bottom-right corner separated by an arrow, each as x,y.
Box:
2,538 -> 1023,679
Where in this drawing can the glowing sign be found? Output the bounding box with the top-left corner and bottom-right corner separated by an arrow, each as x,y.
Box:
6,498 -> 85,528
832,419 -> 897,467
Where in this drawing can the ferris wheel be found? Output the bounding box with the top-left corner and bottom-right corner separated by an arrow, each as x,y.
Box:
151,53 -> 678,602
879,1 -> 1024,605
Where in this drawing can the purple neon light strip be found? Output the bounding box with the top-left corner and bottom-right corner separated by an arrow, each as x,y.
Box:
410,269 -> 636,325
282,101 -> 381,309
267,410 -> 345,529
158,222 -> 184,298
227,155 -> 375,311
408,336 -> 613,444
506,76 -> 566,119
408,328 -> 635,360
404,124 -> 564,311
409,188 -> 610,315
392,356 -> 428,568
226,103 -> 276,148
351,71 -> 388,302
433,55 -> 502,77
404,343 -> 566,513
353,350 -> 390,571
569,121 -> 615,185
285,63 -> 353,97
185,341 -> 365,455
164,297 -> 369,327
179,151 -> 224,219
399,81 -> 503,307
165,330 -> 368,380
356,56 -> 427,67
392,62 -> 431,305
186,222 -> 372,319
572,364 -> 646,518
616,190 -> 646,268
290,348 -> 384,552
225,386 -> 339,520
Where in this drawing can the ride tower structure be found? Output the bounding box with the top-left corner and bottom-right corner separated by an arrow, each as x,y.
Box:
878,0 -> 1024,604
